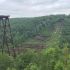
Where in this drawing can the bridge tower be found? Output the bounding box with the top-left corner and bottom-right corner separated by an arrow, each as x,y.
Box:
0,15 -> 15,56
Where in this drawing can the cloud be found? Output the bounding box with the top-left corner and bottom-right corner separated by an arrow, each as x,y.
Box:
0,0 -> 70,17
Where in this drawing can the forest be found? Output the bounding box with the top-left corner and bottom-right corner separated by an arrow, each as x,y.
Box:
0,15 -> 70,70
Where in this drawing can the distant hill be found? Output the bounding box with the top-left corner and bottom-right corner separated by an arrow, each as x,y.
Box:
7,15 -> 70,48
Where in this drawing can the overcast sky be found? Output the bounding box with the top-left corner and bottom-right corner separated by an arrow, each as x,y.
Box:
0,0 -> 70,17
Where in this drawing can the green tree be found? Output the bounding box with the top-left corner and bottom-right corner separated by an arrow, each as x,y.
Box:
15,49 -> 37,70
24,63 -> 40,70
0,53 -> 13,70
54,61 -> 64,70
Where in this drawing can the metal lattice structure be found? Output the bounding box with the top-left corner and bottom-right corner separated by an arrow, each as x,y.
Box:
0,15 -> 15,56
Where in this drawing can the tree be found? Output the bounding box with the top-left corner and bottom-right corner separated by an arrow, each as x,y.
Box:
15,49 -> 37,70
0,53 -> 13,70
24,63 -> 40,70
54,61 -> 64,70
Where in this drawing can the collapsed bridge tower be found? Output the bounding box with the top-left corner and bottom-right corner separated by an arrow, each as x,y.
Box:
0,15 -> 15,56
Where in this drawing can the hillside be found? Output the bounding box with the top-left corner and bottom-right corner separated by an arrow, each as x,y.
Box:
9,15 -> 70,49
0,15 -> 70,70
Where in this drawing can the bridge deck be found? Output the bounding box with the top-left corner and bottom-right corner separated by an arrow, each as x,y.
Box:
0,15 -> 9,19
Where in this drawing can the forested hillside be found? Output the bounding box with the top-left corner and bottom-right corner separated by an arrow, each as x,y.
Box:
0,15 -> 70,70
10,15 -> 70,48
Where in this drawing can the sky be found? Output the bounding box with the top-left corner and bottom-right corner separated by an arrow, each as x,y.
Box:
0,0 -> 70,18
